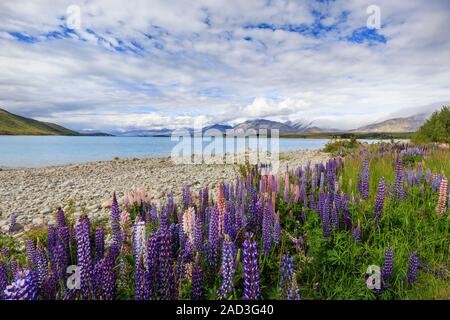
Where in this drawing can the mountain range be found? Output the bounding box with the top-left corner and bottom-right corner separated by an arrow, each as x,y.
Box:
1,102 -> 447,136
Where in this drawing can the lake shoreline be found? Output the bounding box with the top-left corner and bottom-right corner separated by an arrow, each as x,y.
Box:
0,149 -> 330,236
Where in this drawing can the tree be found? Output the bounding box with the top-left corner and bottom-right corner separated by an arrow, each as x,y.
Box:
412,106 -> 450,144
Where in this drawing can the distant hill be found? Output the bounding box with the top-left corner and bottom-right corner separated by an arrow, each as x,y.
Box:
0,108 -> 114,136
353,114 -> 427,133
0,108 -> 81,135
233,119 -> 300,134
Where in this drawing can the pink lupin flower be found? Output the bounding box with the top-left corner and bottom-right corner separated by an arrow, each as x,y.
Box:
436,177 -> 448,215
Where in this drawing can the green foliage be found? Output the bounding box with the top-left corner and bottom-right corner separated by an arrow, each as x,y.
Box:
0,108 -> 79,135
323,137 -> 359,156
412,106 -> 450,144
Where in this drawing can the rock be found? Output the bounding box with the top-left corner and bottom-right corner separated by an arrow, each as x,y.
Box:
101,199 -> 112,209
32,217 -> 44,226
9,222 -> 24,233
40,207 -> 52,215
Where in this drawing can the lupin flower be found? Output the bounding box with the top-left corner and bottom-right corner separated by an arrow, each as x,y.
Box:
157,228 -> 174,300
110,193 -> 121,246
56,207 -> 66,228
361,158 -> 370,200
217,234 -> 236,299
374,177 -> 386,225
25,239 -> 37,269
262,197 -> 273,255
95,227 -> 105,263
352,224 -> 361,242
182,184 -> 191,210
322,197 -> 330,238
76,215 -> 93,299
0,261 -> 8,295
331,203 -> 339,230
407,251 -> 419,284
182,207 -> 196,246
133,220 -> 148,268
242,232 -> 260,300
217,183 -> 226,237
287,273 -> 301,300
436,177 -> 448,215
3,269 -> 37,300
191,253 -> 203,300
382,246 -> 394,283
394,158 -> 404,200
273,211 -> 280,244
207,207 -> 220,272
280,255 -> 294,299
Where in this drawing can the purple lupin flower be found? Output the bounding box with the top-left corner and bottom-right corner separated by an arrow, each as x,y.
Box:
262,197 -> 273,255
361,158 -> 370,200
341,193 -> 352,230
3,269 -> 37,300
331,203 -> 339,230
280,254 -> 294,299
95,227 -> 105,263
25,239 -> 37,269
57,207 -> 66,228
374,177 -> 386,225
0,261 -> 8,296
144,233 -> 158,299
47,224 -> 58,264
110,192 -> 121,246
243,232 -> 260,300
273,211 -> 280,245
407,251 -> 419,284
157,228 -> 174,300
352,224 -> 361,242
322,197 -> 330,238
191,253 -> 203,300
76,215 -> 93,299
35,243 -> 48,290
394,158 -> 404,200
382,246 -> 394,284
217,234 -> 236,299
207,207 -> 220,272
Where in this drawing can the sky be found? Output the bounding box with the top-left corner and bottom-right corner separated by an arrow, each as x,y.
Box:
0,0 -> 450,132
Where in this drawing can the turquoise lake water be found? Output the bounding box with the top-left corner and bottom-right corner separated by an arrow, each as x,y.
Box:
0,136 -> 387,168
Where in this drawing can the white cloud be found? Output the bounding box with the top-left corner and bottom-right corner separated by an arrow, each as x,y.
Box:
0,0 -> 449,131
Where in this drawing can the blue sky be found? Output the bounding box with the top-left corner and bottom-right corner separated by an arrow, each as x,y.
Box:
0,0 -> 449,131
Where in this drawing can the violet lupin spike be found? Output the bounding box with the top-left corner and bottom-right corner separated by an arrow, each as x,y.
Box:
394,158 -> 404,200
242,232 -> 260,300
273,211 -> 280,245
57,207 -> 66,228
361,158 -> 370,200
374,177 -> 386,225
207,207 -> 220,272
382,246 -> 394,283
216,234 -> 236,299
191,252 -> 203,300
322,197 -> 330,238
95,227 -> 105,263
407,251 -> 419,284
0,261 -> 8,296
262,196 -> 273,255
76,215 -> 93,299
110,192 -> 121,246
